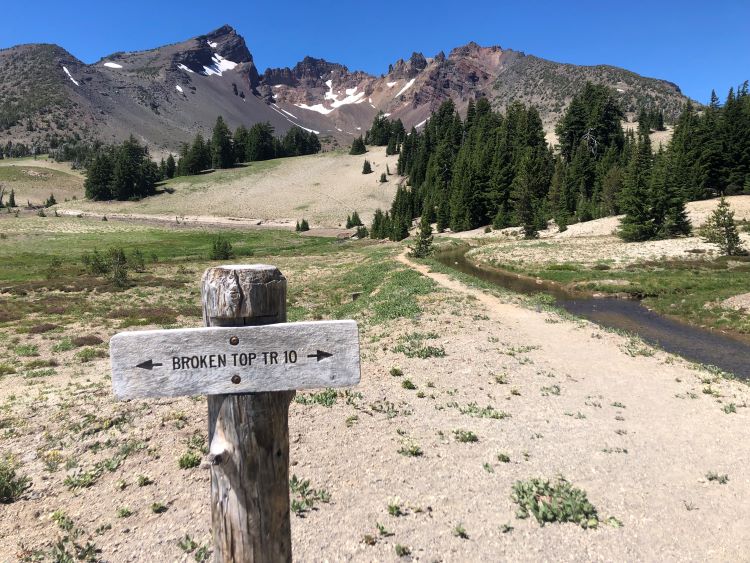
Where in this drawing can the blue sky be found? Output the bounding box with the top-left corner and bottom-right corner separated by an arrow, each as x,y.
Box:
2,0 -> 748,103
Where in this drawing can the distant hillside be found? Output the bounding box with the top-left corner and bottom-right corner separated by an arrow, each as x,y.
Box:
0,26 -> 692,152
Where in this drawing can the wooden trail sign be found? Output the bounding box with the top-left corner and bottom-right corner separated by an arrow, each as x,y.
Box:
109,264 -> 361,562
110,321 -> 360,399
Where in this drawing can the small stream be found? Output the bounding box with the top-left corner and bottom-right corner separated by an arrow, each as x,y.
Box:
436,247 -> 750,379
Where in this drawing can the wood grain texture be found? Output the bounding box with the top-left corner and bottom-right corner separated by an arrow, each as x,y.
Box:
203,264 -> 292,563
109,321 -> 360,399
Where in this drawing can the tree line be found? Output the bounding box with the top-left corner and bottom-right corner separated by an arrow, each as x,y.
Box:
84,117 -> 321,200
369,81 -> 750,242
176,117 -> 320,176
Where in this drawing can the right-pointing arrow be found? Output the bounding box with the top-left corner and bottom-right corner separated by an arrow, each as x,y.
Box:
307,350 -> 333,362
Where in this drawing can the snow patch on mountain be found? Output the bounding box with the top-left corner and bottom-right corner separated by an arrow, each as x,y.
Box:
103,62 -> 123,69
280,108 -> 298,120
62,66 -> 79,86
175,85 -> 184,93
387,81 -> 397,88
203,53 -> 238,76
178,64 -> 195,74
394,78 -> 415,98
296,79 -> 365,115
269,104 -> 319,133
208,41 -> 218,48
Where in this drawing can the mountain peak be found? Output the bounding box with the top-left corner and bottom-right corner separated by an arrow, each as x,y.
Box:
204,24 -> 237,38
198,25 -> 252,65
449,42 -> 502,59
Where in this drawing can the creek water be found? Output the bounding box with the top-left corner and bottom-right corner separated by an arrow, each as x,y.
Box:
436,247 -> 750,379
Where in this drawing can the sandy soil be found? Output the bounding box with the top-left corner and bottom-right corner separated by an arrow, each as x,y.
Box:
468,233 -> 750,270
0,158 -> 84,208
721,292 -> 750,313
1,249 -> 748,561
56,147 -> 400,228
452,196 -> 750,270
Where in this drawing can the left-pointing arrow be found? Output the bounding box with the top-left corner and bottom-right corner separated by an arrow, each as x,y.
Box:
136,359 -> 163,370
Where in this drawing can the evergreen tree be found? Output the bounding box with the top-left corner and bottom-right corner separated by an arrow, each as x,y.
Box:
362,160 -> 373,174
386,135 -> 398,156
700,197 -> 746,255
211,116 -> 235,169
244,122 -> 276,161
350,210 -> 363,226
366,112 -> 392,145
651,149 -> 692,238
84,139 -> 158,201
409,214 -> 433,258
547,157 -> 569,231
380,172 -> 387,183
619,125 -> 655,241
349,136 -> 367,155
159,158 -> 167,180
85,150 -> 114,200
370,209 -> 385,239
299,218 -> 310,231
165,154 -> 176,179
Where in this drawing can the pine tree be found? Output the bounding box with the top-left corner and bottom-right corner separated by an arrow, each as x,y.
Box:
511,149 -> 545,238
386,135 -> 398,156
370,209 -> 385,239
8,188 -> 15,207
299,218 -> 310,232
85,150 -> 114,200
700,197 -> 746,255
619,125 -> 655,241
350,211 -> 363,226
211,116 -> 235,169
349,136 -> 367,155
159,158 -> 167,180
409,214 -> 433,258
380,172 -> 387,183
366,112 -> 392,145
547,157 -> 569,232
362,160 -> 373,174
165,154 -> 176,179
233,125 -> 249,162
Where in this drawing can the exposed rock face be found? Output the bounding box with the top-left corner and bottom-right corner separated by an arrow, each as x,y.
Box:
205,25 -> 253,64
389,52 -> 428,79
263,57 -> 350,89
173,25 -> 260,89
0,29 -> 692,151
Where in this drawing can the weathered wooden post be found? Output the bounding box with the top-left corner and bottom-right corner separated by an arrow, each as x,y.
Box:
201,264 -> 293,562
109,264 -> 360,563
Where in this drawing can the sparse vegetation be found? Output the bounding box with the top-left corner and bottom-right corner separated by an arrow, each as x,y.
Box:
0,457 -> 31,502
511,477 -> 600,528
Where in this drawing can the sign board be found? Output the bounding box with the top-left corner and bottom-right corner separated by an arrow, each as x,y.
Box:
110,320 -> 360,400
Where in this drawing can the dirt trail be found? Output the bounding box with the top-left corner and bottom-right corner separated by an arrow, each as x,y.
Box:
397,250 -> 750,560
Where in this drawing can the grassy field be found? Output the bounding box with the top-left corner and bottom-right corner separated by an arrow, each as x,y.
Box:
0,215 -> 340,283
0,157 -> 84,206
1,216 -> 749,561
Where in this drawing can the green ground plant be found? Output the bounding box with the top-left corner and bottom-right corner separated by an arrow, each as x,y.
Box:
511,477 -> 600,528
0,457 -> 31,502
